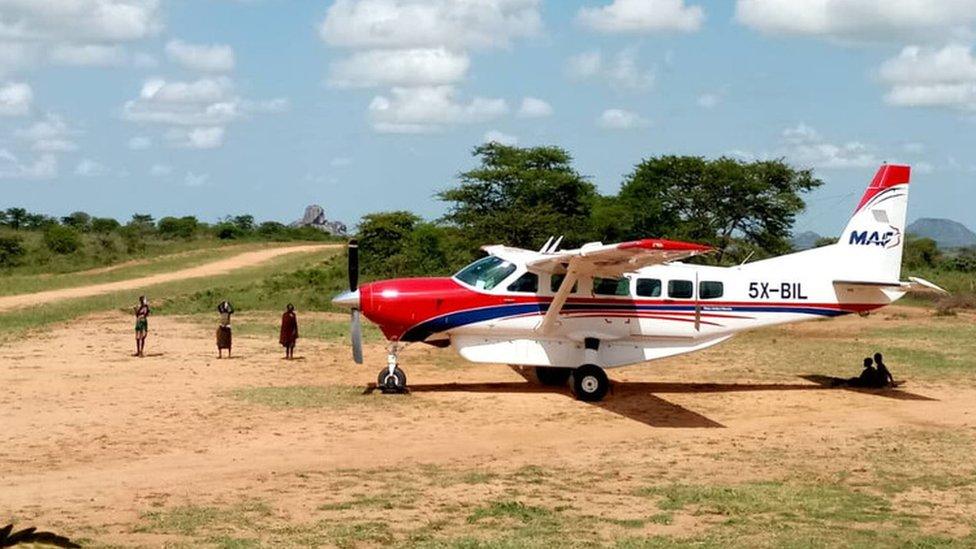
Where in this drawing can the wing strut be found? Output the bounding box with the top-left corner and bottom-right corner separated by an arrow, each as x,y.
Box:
538,258 -> 580,335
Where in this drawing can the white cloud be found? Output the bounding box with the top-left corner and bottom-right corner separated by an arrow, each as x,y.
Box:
184,171 -> 209,187
578,0 -> 704,34
0,2 -> 162,73
16,113 -> 77,152
149,163 -> 171,177
0,149 -> 57,179
168,126 -> 225,149
517,96 -> 553,118
566,48 -> 654,91
328,48 -> 470,88
320,0 -> 542,50
735,0 -> 976,43
75,158 -> 107,177
780,123 -> 877,169
697,92 -> 722,108
0,82 -> 31,116
128,135 -> 151,150
368,86 -> 508,133
483,129 -> 518,145
597,108 -> 648,130
879,44 -> 976,111
165,39 -> 235,72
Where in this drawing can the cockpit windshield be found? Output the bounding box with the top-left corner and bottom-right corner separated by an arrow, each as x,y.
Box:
454,256 -> 516,291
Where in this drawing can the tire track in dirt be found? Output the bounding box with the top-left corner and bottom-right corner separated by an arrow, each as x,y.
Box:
0,244 -> 340,312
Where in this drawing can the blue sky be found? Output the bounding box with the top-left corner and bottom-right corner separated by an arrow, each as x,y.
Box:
1,0 -> 974,236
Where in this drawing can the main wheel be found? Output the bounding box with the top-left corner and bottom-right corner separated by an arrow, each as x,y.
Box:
572,364 -> 609,402
377,366 -> 407,391
534,367 -> 572,386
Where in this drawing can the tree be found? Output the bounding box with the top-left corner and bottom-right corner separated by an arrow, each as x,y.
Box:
128,213 -> 156,235
943,247 -> 976,273
357,211 -> 420,276
61,211 -> 91,231
231,214 -> 255,233
158,216 -> 199,239
902,237 -> 941,269
3,208 -> 27,229
43,225 -> 82,254
438,143 -> 598,251
91,217 -> 121,233
615,156 -> 823,263
814,236 -> 838,248
23,213 -> 56,230
0,234 -> 25,267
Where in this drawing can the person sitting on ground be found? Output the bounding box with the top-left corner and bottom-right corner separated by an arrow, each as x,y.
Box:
216,300 -> 234,359
874,352 -> 895,388
279,303 -> 299,359
853,357 -> 878,387
134,295 -> 150,357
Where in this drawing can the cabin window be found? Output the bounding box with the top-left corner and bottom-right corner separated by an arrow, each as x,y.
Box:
550,274 -> 578,293
507,272 -> 539,293
454,256 -> 516,291
668,279 -> 694,299
593,277 -> 630,296
636,278 -> 662,297
699,280 -> 724,300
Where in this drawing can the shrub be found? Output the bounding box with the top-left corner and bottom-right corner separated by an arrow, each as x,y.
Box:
158,216 -> 199,239
215,222 -> 243,240
0,234 -> 25,267
91,217 -> 121,233
43,225 -> 82,254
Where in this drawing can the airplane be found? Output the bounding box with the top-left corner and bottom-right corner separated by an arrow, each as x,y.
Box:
332,164 -> 944,402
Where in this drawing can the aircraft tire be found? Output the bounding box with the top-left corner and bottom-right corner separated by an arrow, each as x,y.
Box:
377,366 -> 407,391
534,367 -> 573,386
572,364 -> 609,402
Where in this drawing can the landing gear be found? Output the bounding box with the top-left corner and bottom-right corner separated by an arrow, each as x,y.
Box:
376,344 -> 407,393
572,364 -> 609,402
534,367 -> 572,386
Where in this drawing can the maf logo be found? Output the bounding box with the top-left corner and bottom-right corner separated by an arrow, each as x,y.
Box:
848,226 -> 902,249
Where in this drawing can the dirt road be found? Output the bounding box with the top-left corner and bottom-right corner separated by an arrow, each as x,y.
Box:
2,307 -> 974,545
0,244 -> 339,312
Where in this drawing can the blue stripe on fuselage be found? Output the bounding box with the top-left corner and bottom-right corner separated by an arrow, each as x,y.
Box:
400,301 -> 849,342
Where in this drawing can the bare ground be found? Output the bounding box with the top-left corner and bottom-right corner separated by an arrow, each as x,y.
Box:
1,306 -> 975,546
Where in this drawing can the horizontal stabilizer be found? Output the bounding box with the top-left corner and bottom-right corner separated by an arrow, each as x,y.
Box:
833,277 -> 948,294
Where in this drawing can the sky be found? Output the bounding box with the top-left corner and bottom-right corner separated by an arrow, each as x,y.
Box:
0,0 -> 974,237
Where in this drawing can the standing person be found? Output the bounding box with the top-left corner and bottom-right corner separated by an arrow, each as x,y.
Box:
874,352 -> 895,388
216,300 -> 234,358
279,304 -> 299,359
134,295 -> 150,357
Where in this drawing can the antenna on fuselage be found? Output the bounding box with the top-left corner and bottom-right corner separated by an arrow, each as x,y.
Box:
549,235 -> 564,253
539,236 -> 554,253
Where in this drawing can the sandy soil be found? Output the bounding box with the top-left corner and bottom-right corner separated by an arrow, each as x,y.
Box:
0,244 -> 339,312
1,307 -> 974,545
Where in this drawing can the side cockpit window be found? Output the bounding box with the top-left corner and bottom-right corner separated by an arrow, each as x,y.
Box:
550,274 -> 579,293
507,272 -> 539,293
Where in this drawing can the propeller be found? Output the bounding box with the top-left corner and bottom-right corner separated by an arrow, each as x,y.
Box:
347,239 -> 363,364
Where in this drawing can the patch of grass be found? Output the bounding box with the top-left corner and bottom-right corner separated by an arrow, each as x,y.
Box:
212,317 -> 383,343
328,521 -> 395,548
226,385 -> 366,409
136,500 -> 272,536
0,248 -> 335,343
637,481 -> 891,524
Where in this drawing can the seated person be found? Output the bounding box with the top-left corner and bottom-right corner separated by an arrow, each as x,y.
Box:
874,352 -> 895,388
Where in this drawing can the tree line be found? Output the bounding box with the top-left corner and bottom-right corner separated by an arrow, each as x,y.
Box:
0,209 -> 336,268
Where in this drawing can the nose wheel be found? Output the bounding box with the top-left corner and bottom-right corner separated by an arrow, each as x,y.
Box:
376,344 -> 408,393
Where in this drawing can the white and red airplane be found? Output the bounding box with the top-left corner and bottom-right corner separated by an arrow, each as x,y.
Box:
333,164 -> 943,401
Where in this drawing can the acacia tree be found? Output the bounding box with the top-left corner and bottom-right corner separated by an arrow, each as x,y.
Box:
438,143 -> 597,251
612,156 -> 823,262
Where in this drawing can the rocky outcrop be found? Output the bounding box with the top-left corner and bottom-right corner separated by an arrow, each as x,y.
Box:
290,205 -> 347,236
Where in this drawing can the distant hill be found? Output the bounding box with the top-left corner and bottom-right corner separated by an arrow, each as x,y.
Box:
791,231 -> 822,251
907,218 -> 976,249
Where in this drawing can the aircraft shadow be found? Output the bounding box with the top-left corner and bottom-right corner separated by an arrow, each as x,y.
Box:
362,374 -> 936,429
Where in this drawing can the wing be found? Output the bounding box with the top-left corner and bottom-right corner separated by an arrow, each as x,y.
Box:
528,238 -> 712,277
533,238 -> 712,334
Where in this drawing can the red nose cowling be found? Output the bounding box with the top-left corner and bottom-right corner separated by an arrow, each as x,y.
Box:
359,277 -> 472,341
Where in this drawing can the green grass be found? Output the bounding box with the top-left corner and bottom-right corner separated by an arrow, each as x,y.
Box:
0,248 -> 338,343
226,385 -> 366,409
213,317 -> 384,343
0,241 -> 287,296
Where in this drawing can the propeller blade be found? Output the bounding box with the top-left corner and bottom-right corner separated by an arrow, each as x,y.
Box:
347,239 -> 359,292
351,308 -> 363,364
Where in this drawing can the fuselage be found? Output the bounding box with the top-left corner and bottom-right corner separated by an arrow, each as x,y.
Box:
356,251 -> 905,369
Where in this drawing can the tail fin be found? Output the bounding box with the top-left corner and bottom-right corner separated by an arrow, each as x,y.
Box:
835,164 -> 911,282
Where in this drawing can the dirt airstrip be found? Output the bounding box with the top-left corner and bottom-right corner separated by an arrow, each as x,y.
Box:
2,306 -> 975,546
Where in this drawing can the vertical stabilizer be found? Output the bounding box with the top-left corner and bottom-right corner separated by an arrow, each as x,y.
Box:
834,164 -> 911,282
